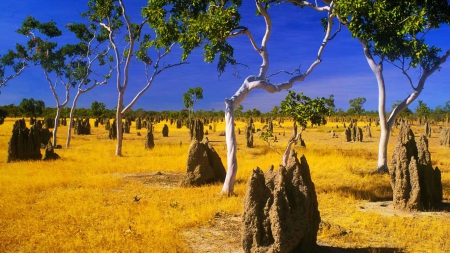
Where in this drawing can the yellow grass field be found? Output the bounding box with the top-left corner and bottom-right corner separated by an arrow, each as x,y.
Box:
0,117 -> 449,252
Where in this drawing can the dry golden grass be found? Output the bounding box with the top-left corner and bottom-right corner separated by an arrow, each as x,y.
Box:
0,117 -> 449,252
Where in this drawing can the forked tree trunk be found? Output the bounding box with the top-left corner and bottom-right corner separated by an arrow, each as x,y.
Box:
66,90 -> 81,148
355,37 -> 450,173
220,2 -> 336,195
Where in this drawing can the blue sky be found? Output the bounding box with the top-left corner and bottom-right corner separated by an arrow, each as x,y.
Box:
0,1 -> 449,113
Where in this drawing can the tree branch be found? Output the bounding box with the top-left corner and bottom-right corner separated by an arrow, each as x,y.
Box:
228,27 -> 261,54
255,0 -> 271,78
121,43 -> 186,114
0,62 -> 28,88
266,67 -> 301,80
285,0 -> 330,12
282,122 -> 302,166
119,0 -> 135,93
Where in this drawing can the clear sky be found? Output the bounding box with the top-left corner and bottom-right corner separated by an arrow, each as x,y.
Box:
0,1 -> 449,113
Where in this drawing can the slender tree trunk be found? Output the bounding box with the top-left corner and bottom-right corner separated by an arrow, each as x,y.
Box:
115,91 -> 124,156
52,107 -> 62,147
66,90 -> 81,148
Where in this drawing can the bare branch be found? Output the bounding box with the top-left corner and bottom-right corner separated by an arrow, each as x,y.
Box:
118,0 -> 135,92
228,26 -> 262,55
328,22 -> 342,40
121,43 -> 186,114
255,1 -> 271,50
282,122 -> 303,166
255,0 -> 272,78
0,62 -> 28,88
99,22 -> 111,32
266,67 -> 301,80
285,0 -> 330,12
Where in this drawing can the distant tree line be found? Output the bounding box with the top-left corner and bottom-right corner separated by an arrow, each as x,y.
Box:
2,98 -> 450,124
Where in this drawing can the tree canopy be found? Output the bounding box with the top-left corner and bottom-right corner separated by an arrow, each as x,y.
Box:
348,97 -> 366,117
280,90 -> 334,129
182,87 -> 204,112
19,98 -> 45,119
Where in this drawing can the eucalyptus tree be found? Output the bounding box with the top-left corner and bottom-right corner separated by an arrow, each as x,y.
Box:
64,21 -> 114,148
335,0 -> 450,173
182,87 -> 203,121
14,16 -> 110,147
219,0 -> 337,195
280,90 -> 333,165
348,97 -> 366,117
19,98 -> 45,121
415,100 -> 432,122
82,0 -> 241,156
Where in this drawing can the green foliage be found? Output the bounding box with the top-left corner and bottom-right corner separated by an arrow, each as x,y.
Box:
444,100 -> 450,112
91,101 -> 107,118
19,98 -> 45,118
348,97 -> 366,116
0,108 -> 7,119
335,0 -> 450,70
415,100 -> 431,120
234,104 -> 244,117
182,87 -> 204,111
1,14 -> 111,91
280,90 -> 333,129
142,0 -> 242,74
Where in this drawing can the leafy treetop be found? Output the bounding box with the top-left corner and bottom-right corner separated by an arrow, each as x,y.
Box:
335,0 -> 450,69
280,90 -> 334,129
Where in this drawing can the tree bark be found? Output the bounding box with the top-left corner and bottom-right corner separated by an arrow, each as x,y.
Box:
221,99 -> 238,195
115,91 -> 124,156
66,90 -> 81,148
52,106 -> 62,147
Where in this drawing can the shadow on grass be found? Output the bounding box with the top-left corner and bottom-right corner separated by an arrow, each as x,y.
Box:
319,245 -> 404,253
332,185 -> 393,202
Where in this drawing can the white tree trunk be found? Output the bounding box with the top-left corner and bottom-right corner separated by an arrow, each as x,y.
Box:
52,107 -> 62,147
220,1 -> 335,195
66,90 -> 81,148
220,75 -> 323,195
221,99 -> 238,195
354,35 -> 450,173
115,91 -> 124,156
44,70 -> 70,148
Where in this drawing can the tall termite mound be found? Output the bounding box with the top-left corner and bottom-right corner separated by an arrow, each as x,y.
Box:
242,150 -> 320,253
439,128 -> 450,147
390,122 -> 442,211
189,119 -> 203,141
181,138 -> 226,187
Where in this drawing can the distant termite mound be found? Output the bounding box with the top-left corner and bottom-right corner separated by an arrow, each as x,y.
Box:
242,150 -> 320,253
145,123 -> 155,149
439,128 -> 450,147
390,122 -> 442,211
343,121 -> 363,142
189,119 -> 203,141
74,118 -> 91,135
181,138 -> 226,187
